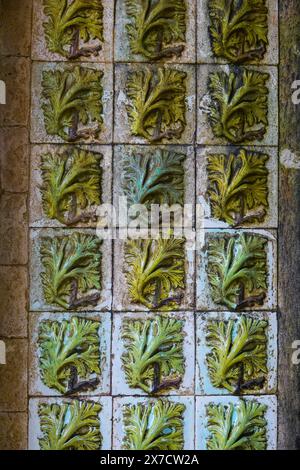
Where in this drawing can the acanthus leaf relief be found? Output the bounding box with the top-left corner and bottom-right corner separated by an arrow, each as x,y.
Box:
126,67 -> 187,142
41,233 -> 102,310
122,148 -> 185,211
125,0 -> 186,60
43,0 -> 103,59
38,400 -> 102,450
206,400 -> 267,450
208,69 -> 269,143
121,316 -> 184,394
207,232 -> 268,310
42,66 -> 103,142
123,399 -> 185,450
125,236 -> 185,310
38,316 -> 101,395
206,149 -> 269,226
41,148 -> 102,226
208,0 -> 268,64
206,317 -> 268,393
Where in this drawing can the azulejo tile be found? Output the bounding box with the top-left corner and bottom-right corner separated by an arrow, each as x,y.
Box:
114,0 -> 196,64
196,395 -> 277,450
29,311 -> 111,397
196,146 -> 278,229
30,228 -> 112,312
114,63 -> 196,145
31,0 -> 114,63
112,311 -> 195,396
197,0 -> 279,65
113,396 -> 195,450
31,62 -> 113,144
197,64 -> 278,147
113,236 -> 195,312
196,228 -> 277,311
30,144 -> 112,229
196,311 -> 277,396
29,396 -> 112,450
113,144 -> 195,228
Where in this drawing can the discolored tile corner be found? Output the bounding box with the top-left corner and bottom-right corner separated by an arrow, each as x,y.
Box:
112,311 -> 195,396
113,396 -> 195,450
29,311 -> 111,397
0,339 -> 28,412
197,0 -> 279,65
114,0 -> 196,63
196,228 -> 277,311
31,0 -> 114,63
29,396 -> 112,450
0,266 -> 28,338
0,412 -> 28,450
0,193 -> 28,265
114,63 -> 196,145
30,61 -> 113,144
195,395 -> 277,450
195,311 -> 278,396
0,127 -> 29,193
30,144 -> 112,228
0,57 -> 31,127
113,237 -> 195,312
196,145 -> 278,229
197,64 -> 278,147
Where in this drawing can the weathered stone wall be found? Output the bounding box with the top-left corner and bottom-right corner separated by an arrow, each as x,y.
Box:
0,0 -> 32,450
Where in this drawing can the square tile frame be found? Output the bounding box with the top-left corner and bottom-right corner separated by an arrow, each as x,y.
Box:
113,237 -> 195,312
112,311 -> 195,396
197,0 -> 279,65
114,0 -> 197,64
30,144 -> 113,229
196,395 -> 277,450
196,228 -> 277,311
197,64 -> 278,147
31,0 -> 114,63
196,146 -> 278,229
196,311 -> 278,395
114,63 -> 196,145
29,311 -> 112,397
31,62 -> 113,144
30,228 -> 112,312
113,396 -> 195,450
29,396 -> 112,450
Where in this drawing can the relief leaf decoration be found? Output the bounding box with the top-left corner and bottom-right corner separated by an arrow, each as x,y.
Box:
209,69 -> 269,143
207,233 -> 267,310
126,67 -> 187,142
38,317 -> 101,394
125,0 -> 186,60
123,400 -> 185,450
41,148 -> 102,225
208,0 -> 268,63
206,317 -> 268,393
122,148 -> 185,210
43,0 -> 103,59
207,400 -> 267,450
125,236 -> 185,310
42,66 -> 103,142
207,150 -> 269,226
38,400 -> 102,450
122,316 -> 184,394
41,233 -> 101,310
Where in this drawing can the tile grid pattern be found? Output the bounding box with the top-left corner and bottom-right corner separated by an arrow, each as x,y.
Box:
28,0 -> 279,450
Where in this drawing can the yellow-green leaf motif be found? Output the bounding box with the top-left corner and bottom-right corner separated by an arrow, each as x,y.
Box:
207,149 -> 269,226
